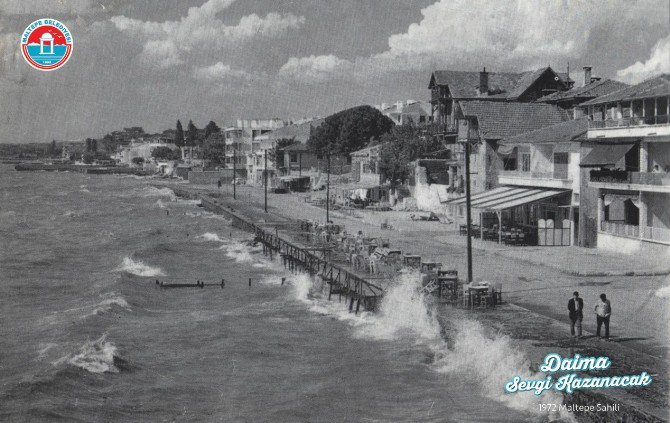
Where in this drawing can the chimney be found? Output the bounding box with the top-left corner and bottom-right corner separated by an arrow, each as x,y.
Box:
396,101 -> 404,112
479,67 -> 489,96
583,66 -> 592,87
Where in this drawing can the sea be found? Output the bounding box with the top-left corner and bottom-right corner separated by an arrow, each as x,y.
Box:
0,165 -> 573,422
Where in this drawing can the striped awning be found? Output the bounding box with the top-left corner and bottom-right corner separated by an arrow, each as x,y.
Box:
444,186 -> 568,211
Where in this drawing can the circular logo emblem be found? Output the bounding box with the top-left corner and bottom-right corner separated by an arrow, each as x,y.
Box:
20,19 -> 73,71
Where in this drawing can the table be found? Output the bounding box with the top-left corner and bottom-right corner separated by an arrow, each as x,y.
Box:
466,285 -> 490,309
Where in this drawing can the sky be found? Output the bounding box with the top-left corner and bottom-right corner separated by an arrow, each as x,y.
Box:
0,0 -> 668,143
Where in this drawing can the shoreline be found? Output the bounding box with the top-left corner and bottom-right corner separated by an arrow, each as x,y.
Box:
158,181 -> 668,423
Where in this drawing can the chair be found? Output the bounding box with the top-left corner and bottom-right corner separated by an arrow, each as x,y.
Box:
478,291 -> 490,308
492,282 -> 503,305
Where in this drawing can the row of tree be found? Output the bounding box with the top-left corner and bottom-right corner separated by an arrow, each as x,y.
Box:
173,119 -> 221,148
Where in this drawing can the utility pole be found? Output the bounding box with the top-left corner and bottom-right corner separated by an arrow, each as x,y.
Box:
326,153 -> 331,224
264,149 -> 268,213
233,149 -> 236,200
464,139 -> 473,283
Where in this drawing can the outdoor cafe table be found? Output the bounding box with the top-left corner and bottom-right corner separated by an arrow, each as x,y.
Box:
465,285 -> 490,309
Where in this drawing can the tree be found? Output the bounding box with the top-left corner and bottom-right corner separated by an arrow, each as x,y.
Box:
378,140 -> 411,187
202,133 -> 226,166
151,146 -> 181,160
186,120 -> 198,147
204,120 -> 221,140
377,123 -> 439,187
307,105 -> 394,156
175,120 -> 185,147
82,151 -> 96,164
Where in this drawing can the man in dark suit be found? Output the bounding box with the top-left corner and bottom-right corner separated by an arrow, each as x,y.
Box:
568,291 -> 584,338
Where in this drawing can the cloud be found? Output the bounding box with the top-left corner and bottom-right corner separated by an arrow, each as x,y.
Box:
616,34 -> 670,84
111,0 -> 304,69
278,55 -> 352,83
140,39 -> 183,69
278,0 -> 668,82
0,0 -> 95,15
193,61 -> 252,82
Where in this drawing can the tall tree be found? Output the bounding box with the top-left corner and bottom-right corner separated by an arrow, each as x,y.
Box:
186,120 -> 198,147
202,133 -> 226,166
50,140 -> 57,157
307,105 -> 394,156
174,120 -> 185,147
377,123 -> 440,187
204,120 -> 221,140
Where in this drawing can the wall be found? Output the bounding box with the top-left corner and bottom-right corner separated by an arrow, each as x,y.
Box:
413,165 -> 448,213
187,169 -> 245,185
648,142 -> 670,171
646,192 -> 670,229
578,145 -> 599,247
530,144 -> 552,174
569,151 -> 580,202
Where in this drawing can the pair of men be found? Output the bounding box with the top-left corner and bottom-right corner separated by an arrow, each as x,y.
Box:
568,292 -> 612,339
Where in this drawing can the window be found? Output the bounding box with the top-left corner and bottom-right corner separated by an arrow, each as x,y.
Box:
521,153 -> 530,172
289,153 -> 298,163
419,115 -> 426,123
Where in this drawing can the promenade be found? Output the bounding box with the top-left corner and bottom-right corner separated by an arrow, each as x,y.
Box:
159,181 -> 669,422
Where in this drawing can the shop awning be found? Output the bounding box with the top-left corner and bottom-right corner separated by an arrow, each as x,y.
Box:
479,189 -> 568,211
580,143 -> 636,167
445,187 -> 568,211
444,186 -> 519,205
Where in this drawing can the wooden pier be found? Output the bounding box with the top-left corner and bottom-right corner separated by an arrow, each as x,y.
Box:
176,190 -> 386,313
254,227 -> 384,313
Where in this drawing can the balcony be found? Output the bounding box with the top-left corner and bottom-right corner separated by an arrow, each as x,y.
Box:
588,115 -> 670,139
589,169 -> 670,193
498,170 -> 572,189
600,221 -> 670,245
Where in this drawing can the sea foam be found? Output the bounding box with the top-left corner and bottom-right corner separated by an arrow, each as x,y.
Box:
293,269 -> 572,421
67,335 -> 120,373
117,257 -> 165,277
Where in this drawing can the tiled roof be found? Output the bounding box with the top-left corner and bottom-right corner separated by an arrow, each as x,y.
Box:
429,67 -> 567,100
580,74 -> 670,106
500,118 -> 588,145
429,70 -> 525,97
537,79 -> 628,102
282,143 -> 310,152
265,118 -> 324,143
460,101 -> 569,139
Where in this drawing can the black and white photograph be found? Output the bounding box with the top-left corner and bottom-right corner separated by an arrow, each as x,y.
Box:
1,1 -> 669,421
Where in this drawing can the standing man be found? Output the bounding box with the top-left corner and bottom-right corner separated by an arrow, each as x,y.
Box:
595,293 -> 612,340
568,291 -> 583,338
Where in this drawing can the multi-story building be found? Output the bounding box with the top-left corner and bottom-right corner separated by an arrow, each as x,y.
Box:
224,119 -> 285,171
537,66 -> 628,118
428,67 -> 572,138
578,74 -> 670,253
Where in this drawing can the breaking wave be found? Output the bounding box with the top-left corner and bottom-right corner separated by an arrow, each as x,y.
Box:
198,232 -> 226,243
89,292 -> 131,316
220,240 -> 262,263
67,335 -> 120,373
141,186 -> 176,199
291,270 -> 572,421
117,257 -> 165,277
